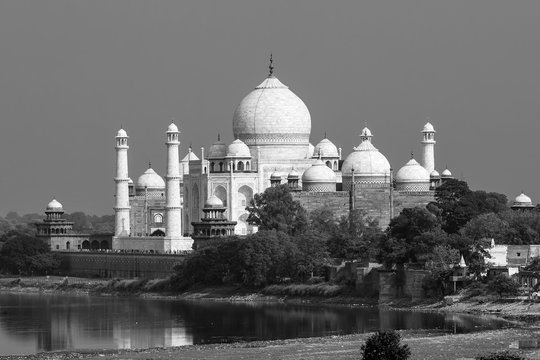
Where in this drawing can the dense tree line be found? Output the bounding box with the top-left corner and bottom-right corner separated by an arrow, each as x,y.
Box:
0,211 -> 114,237
178,180 -> 539,291
176,185 -> 384,288
0,230 -> 60,275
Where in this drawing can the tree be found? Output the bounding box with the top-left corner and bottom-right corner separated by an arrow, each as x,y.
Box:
434,179 -> 477,233
434,179 -> 507,234
377,207 -> 441,267
497,210 -> 540,245
294,230 -> 329,280
423,244 -> 461,296
0,231 -> 60,275
233,230 -> 299,286
461,213 -> 509,244
309,207 -> 339,240
327,210 -> 383,260
489,274 -> 520,298
246,185 -> 308,236
360,330 -> 411,360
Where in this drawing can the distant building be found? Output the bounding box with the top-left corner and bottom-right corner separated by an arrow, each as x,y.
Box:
36,199 -> 111,251
112,59 -> 459,251
511,192 -> 536,210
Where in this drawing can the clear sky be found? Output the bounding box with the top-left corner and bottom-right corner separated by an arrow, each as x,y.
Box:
1,0 -> 539,215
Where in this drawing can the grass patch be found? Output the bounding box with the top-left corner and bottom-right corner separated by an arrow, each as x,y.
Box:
262,283 -> 345,297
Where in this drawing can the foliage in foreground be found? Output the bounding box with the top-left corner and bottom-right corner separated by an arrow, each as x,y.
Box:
360,330 -> 411,360
475,351 -> 525,360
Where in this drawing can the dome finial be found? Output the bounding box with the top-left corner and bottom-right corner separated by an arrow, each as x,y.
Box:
148,161 -> 152,169
411,150 -> 414,159
268,53 -> 274,77
324,131 -> 327,139
218,133 -> 221,141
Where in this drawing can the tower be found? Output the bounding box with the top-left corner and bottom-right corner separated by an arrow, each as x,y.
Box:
165,122 -> 183,241
114,128 -> 130,236
421,122 -> 436,173
191,196 -> 237,250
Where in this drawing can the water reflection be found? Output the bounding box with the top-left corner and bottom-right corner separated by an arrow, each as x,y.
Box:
0,293 -> 512,355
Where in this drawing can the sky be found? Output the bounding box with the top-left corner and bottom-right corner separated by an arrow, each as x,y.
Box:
1,0 -> 540,216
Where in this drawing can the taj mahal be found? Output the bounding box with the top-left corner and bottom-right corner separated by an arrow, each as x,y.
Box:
105,59 -> 460,252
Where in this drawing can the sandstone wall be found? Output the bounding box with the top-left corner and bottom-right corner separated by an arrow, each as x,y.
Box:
293,191 -> 350,220
59,252 -> 186,279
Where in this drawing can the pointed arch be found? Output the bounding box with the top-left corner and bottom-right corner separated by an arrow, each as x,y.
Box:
214,185 -> 227,207
238,185 -> 253,209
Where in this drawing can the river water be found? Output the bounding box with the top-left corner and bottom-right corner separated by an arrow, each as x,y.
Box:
0,293 -> 512,355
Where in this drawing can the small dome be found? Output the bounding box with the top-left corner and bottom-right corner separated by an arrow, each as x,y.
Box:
116,129 -> 127,137
207,139 -> 227,159
341,138 -> 391,182
422,122 -> 435,132
514,193 -> 533,206
441,168 -> 452,178
302,160 -> 337,192
430,170 -> 440,178
205,195 -> 224,208
288,169 -> 300,179
313,138 -> 339,158
226,139 -> 251,158
395,158 -> 430,192
302,160 -> 337,183
395,158 -> 430,183
137,167 -> 165,188
270,170 -> 281,180
167,122 -> 179,132
46,199 -> 63,210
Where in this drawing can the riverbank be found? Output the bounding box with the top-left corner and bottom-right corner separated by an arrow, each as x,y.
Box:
2,276 -> 540,319
1,328 -> 540,360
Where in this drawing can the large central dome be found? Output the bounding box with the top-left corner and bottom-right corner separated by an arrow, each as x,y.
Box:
232,75 -> 311,161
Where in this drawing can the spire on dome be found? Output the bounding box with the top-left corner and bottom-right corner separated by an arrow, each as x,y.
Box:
268,53 -> 274,77
218,133 -> 221,141
360,127 -> 373,143
148,161 -> 152,168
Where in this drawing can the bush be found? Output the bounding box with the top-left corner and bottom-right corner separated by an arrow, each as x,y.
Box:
360,330 -> 411,360
262,283 -> 344,297
462,281 -> 489,299
476,351 -> 525,360
488,274 -> 520,298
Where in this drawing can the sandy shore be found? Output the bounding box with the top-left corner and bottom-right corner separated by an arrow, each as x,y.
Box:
1,328 -> 540,360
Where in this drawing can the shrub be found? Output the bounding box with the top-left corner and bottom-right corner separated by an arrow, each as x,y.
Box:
262,283 -> 344,297
462,281 -> 489,299
475,351 -> 525,360
360,330 -> 411,360
488,274 -> 520,298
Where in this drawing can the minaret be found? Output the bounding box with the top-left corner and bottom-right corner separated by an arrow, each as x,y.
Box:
421,122 -> 436,173
165,122 -> 182,240
114,128 -> 130,236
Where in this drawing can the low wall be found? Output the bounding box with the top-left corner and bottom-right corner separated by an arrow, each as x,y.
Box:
378,269 -> 429,303
59,252 -> 186,279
